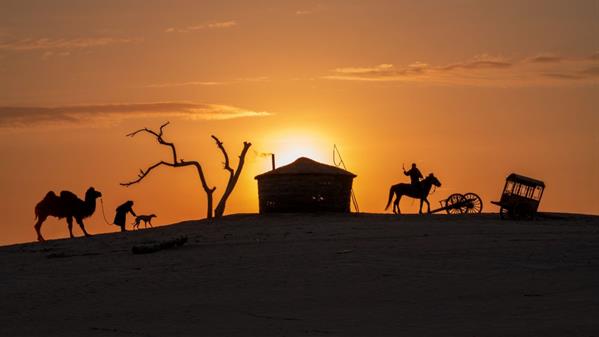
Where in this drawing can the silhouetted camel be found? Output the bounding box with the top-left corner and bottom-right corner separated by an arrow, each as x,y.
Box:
34,187 -> 102,242
385,174 -> 442,214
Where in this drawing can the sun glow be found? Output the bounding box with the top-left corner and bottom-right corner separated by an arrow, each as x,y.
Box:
268,131 -> 333,167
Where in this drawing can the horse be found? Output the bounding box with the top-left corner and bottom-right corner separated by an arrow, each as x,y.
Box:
385,173 -> 442,215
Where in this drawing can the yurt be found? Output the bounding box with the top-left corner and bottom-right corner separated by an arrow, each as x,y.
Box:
255,157 -> 356,213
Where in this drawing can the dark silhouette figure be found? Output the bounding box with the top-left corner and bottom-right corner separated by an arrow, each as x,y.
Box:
114,200 -> 136,232
132,214 -> 156,229
404,163 -> 423,187
385,173 -> 442,214
34,187 -> 102,242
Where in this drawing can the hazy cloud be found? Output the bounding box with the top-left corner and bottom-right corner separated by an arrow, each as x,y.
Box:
325,53 -> 599,86
542,73 -> 584,80
440,55 -> 512,70
145,81 -> 227,88
526,54 -> 563,63
580,65 -> 599,77
165,20 -> 237,33
295,4 -> 325,15
0,37 -> 139,51
144,77 -> 269,88
0,102 -> 272,128
42,51 -> 71,59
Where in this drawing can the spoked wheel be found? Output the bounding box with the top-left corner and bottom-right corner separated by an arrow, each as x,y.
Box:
513,204 -> 534,220
499,207 -> 509,220
463,193 -> 483,214
445,193 -> 467,214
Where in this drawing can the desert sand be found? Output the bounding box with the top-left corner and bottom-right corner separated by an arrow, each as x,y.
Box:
1,213 -> 598,337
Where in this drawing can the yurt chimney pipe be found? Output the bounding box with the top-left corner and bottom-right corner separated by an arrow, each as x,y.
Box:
271,154 -> 276,170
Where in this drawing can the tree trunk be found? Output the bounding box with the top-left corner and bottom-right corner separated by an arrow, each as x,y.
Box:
212,139 -> 252,218
206,189 -> 214,219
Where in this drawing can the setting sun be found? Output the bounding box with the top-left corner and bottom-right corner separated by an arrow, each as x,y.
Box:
267,130 -> 333,167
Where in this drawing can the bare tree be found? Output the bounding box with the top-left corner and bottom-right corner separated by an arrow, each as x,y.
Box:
120,122 -> 216,219
211,135 -> 252,217
121,122 -> 252,219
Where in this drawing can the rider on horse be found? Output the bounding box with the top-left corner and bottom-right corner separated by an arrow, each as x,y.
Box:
404,163 -> 423,192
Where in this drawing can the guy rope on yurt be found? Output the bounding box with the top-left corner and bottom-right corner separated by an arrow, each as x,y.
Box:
333,144 -> 360,213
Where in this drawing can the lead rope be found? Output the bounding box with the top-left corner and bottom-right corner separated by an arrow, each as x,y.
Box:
99,198 -> 113,225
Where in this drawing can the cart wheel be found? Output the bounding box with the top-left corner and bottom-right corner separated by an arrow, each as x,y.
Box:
445,193 -> 467,214
514,204 -> 534,220
499,207 -> 509,220
463,193 -> 483,214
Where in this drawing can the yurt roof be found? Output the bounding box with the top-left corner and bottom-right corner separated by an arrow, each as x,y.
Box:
255,157 -> 357,179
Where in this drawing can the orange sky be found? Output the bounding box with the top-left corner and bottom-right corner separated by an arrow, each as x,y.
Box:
0,1 -> 597,245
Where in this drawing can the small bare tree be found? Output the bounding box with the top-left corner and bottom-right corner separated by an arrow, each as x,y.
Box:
121,122 -> 251,219
211,135 -> 251,217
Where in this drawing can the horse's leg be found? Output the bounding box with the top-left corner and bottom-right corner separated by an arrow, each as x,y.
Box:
419,198 -> 424,215
34,215 -> 47,242
394,194 -> 402,214
66,216 -> 75,238
425,198 -> 431,214
76,217 -> 91,237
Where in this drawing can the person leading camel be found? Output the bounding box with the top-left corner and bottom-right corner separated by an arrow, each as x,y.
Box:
114,200 -> 136,232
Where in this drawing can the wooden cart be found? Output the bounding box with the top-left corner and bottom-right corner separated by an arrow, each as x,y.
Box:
430,193 -> 483,214
491,173 -> 545,220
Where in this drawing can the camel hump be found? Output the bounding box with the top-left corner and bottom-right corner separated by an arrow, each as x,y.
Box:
43,191 -> 59,201
35,191 -> 60,219
59,190 -> 79,202
37,191 -> 59,210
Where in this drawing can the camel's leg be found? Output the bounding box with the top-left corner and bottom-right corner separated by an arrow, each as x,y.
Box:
75,217 -> 91,237
148,220 -> 152,228
66,216 -> 75,238
34,215 -> 47,242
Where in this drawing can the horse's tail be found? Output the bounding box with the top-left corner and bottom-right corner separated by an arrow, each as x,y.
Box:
385,186 -> 395,211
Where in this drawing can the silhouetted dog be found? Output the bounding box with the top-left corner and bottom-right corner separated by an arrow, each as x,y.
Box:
132,214 -> 156,229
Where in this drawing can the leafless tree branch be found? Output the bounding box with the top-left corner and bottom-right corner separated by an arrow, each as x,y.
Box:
121,122 -> 215,218
126,122 -> 178,163
120,161 -> 174,187
211,135 -> 234,175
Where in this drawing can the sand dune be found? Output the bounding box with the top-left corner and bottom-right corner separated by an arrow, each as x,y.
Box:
1,213 -> 598,336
